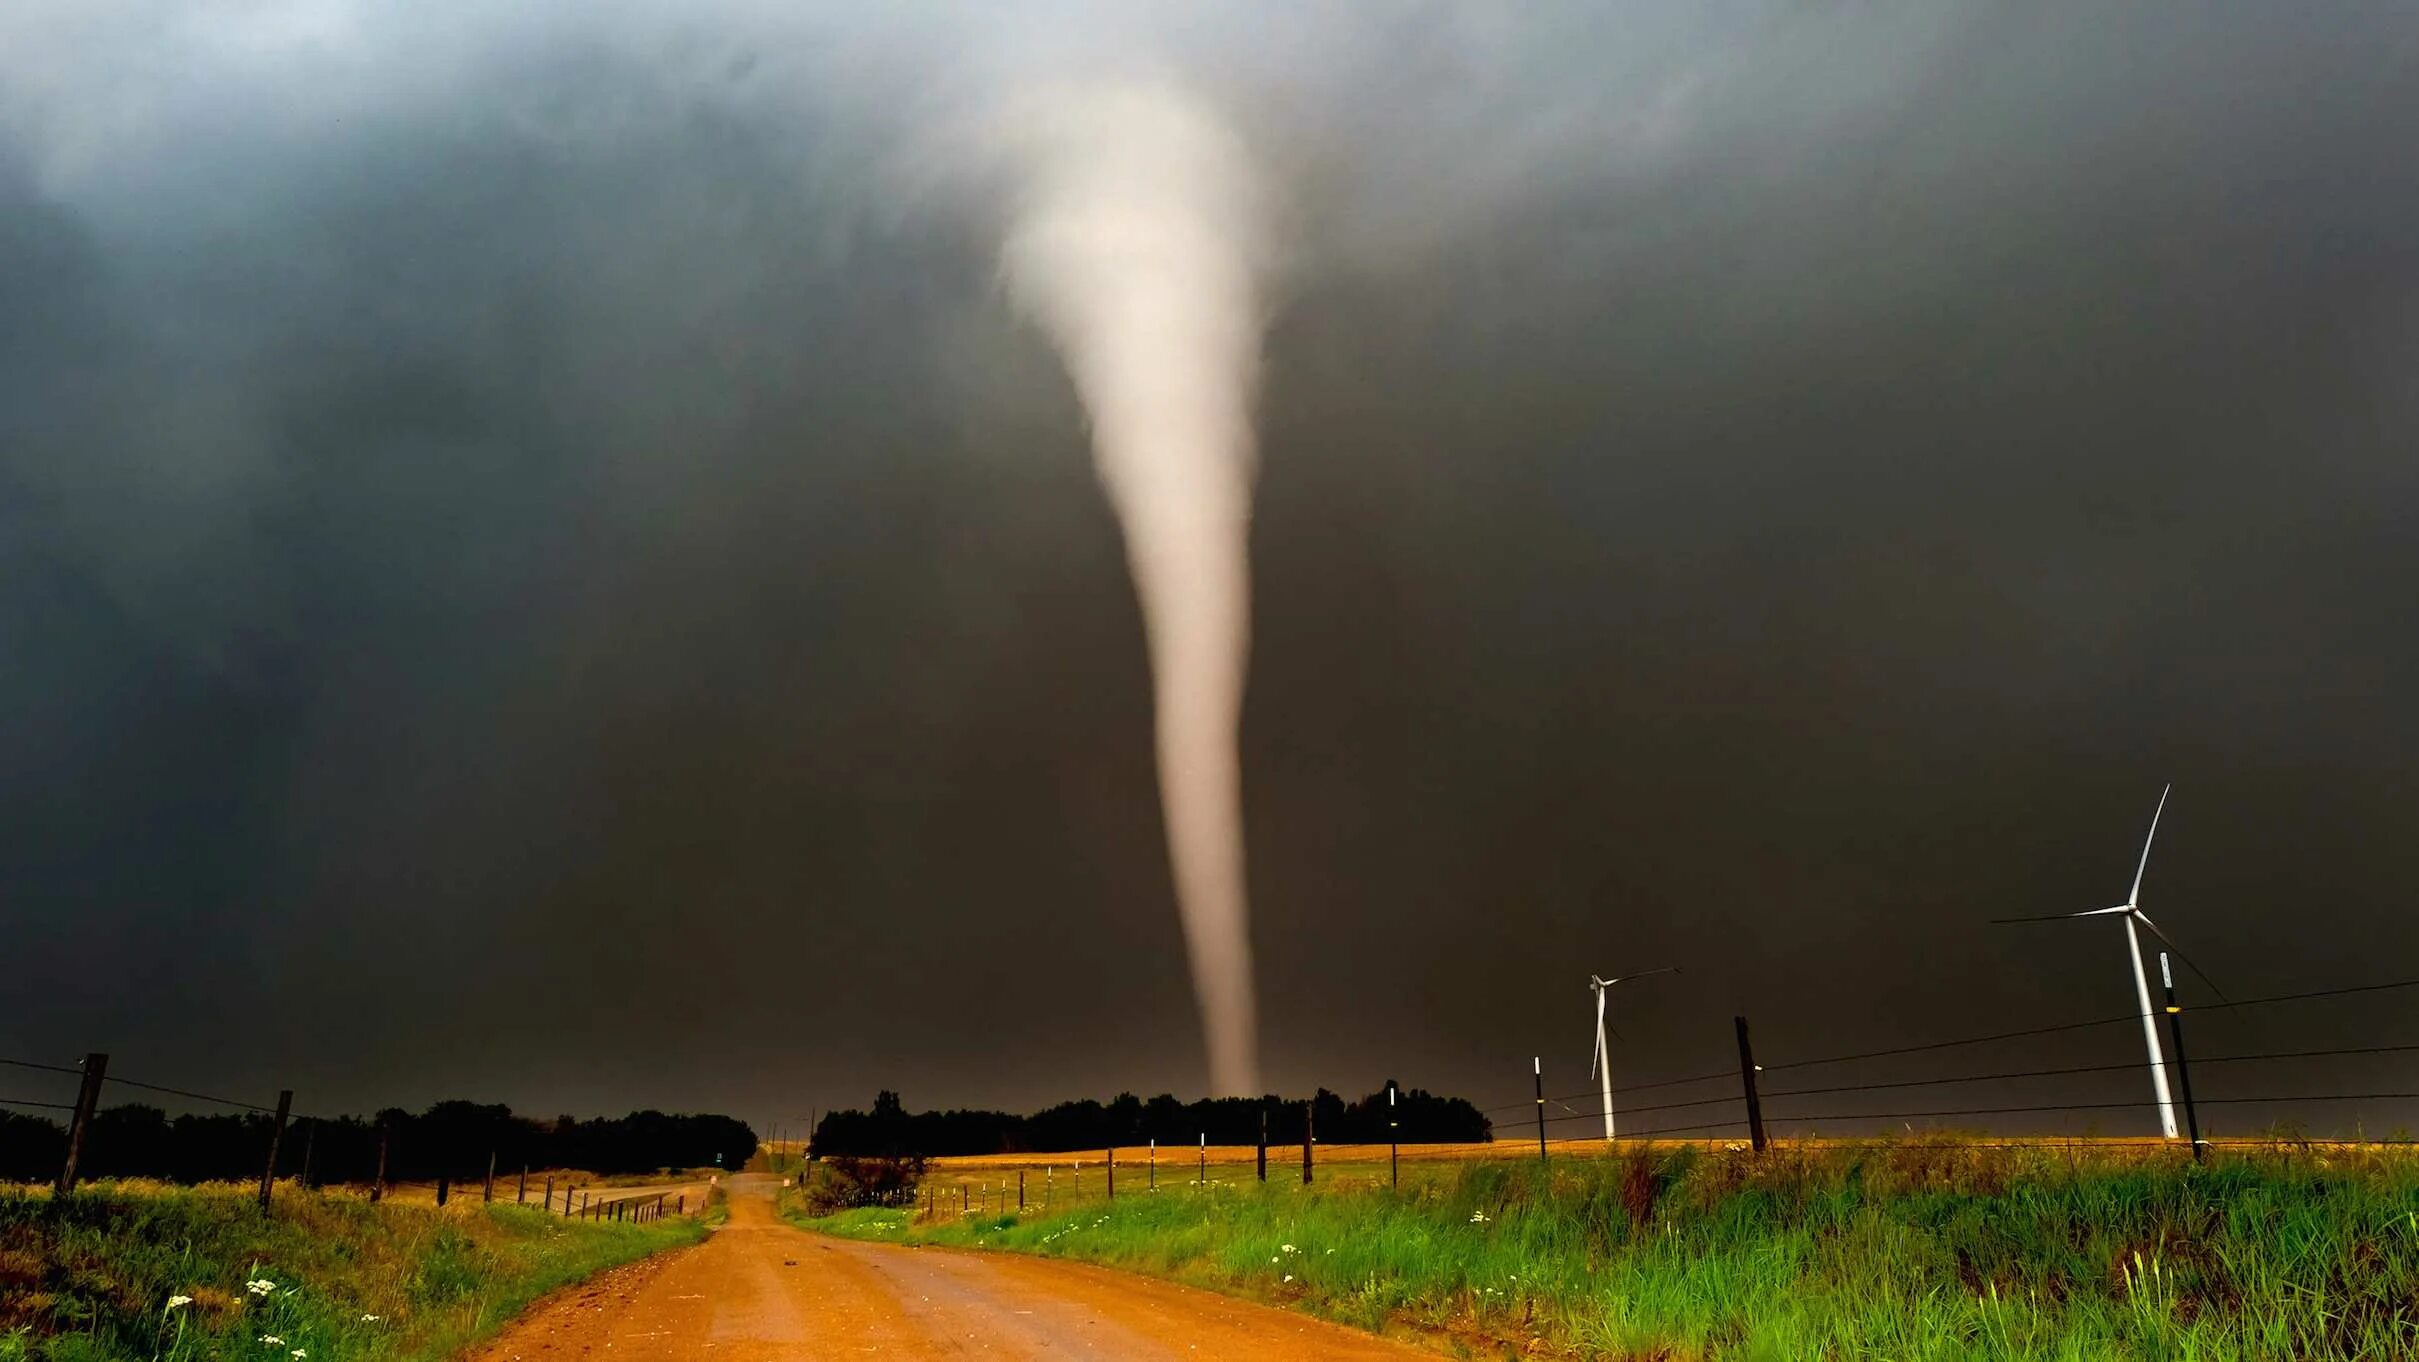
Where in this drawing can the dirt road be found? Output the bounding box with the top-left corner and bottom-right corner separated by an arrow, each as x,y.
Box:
468,1174 -> 1432,1360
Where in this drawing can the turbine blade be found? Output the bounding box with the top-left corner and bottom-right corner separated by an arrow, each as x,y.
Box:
2133,911 -> 2227,1003
2128,784 -> 2171,908
1991,911 -> 2097,924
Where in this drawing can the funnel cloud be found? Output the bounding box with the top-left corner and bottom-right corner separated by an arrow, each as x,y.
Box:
995,79 -> 1271,1095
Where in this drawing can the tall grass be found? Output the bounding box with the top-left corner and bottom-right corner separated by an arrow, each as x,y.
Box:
797,1140 -> 2419,1360
0,1180 -> 701,1361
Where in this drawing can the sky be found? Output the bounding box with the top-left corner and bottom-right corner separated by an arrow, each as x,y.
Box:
4,3 -> 2419,1140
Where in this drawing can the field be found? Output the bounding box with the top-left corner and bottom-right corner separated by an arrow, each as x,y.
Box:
0,1180 -> 703,1361
797,1137 -> 2419,1360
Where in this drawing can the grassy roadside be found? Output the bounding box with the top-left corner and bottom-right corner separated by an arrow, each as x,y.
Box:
0,1181 -> 704,1361
787,1141 -> 2419,1360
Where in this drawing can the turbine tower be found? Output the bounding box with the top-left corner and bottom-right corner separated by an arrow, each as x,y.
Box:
1994,785 -> 2224,1139
1587,967 -> 1678,1141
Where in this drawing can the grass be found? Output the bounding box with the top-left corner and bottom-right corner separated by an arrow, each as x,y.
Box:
0,1180 -> 703,1361
790,1139 -> 2419,1360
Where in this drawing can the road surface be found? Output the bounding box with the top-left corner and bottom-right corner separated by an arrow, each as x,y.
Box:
468,1174 -> 1433,1360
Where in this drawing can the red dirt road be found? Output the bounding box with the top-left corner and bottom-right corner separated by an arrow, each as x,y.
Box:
468,1174 -> 1432,1360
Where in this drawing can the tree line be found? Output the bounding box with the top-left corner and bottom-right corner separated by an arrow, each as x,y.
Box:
811,1083 -> 1493,1157
0,1099 -> 756,1185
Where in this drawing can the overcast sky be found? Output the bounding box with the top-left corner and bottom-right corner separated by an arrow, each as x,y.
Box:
4,3 -> 2418,1138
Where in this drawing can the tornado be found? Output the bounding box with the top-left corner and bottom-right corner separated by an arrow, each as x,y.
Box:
996,78 -> 1270,1095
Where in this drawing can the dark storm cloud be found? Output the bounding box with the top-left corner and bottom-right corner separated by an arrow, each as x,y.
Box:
3,3 -> 2417,1135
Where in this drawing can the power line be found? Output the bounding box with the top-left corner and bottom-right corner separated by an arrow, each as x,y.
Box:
0,1096 -> 76,1111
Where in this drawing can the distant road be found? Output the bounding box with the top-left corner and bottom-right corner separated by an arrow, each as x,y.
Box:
466,1173 -> 1429,1360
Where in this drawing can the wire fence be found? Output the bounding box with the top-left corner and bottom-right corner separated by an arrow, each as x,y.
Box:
871,972 -> 2419,1228
0,1052 -> 704,1224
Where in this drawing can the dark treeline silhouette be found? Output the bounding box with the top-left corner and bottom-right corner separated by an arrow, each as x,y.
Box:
0,1099 -> 756,1186
811,1084 -> 1492,1157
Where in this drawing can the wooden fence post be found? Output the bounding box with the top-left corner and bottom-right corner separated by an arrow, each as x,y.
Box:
1257,1105 -> 1267,1182
518,1164 -> 528,1204
483,1149 -> 496,1203
54,1053 -> 108,1198
371,1122 -> 389,1203
1534,1057 -> 1549,1167
1735,1016 -> 1768,1153
257,1090 -> 293,1212
1302,1101 -> 1314,1185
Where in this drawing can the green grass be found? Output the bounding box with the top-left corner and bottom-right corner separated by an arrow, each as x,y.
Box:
791,1141 -> 2419,1360
0,1180 -> 703,1361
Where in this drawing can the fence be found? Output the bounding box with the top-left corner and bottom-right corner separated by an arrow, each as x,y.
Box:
884,966 -> 2419,1223
1467,967 -> 2419,1158
0,1055 -> 708,1223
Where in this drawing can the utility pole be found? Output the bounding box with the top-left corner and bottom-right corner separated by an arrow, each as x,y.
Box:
2159,953 -> 2206,1162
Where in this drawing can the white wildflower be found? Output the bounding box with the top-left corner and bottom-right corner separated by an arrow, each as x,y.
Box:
1282,1274 -> 1294,1283
1269,1256 -> 1279,1264
293,1351 -> 307,1359
1279,1243 -> 1296,1253
166,1296 -> 193,1311
246,1279 -> 277,1297
260,1337 -> 284,1347
360,1315 -> 380,1322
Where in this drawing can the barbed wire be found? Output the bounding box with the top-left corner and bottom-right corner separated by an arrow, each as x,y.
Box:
0,1056 -> 86,1078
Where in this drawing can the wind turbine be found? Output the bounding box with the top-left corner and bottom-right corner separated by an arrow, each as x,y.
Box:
1993,784 -> 2224,1140
1588,967 -> 1678,1141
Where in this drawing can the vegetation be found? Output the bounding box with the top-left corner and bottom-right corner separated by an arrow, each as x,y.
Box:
798,1154 -> 927,1213
0,1180 -> 701,1361
793,1139 -> 2419,1360
811,1083 -> 1490,1157
0,1101 -> 756,1186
